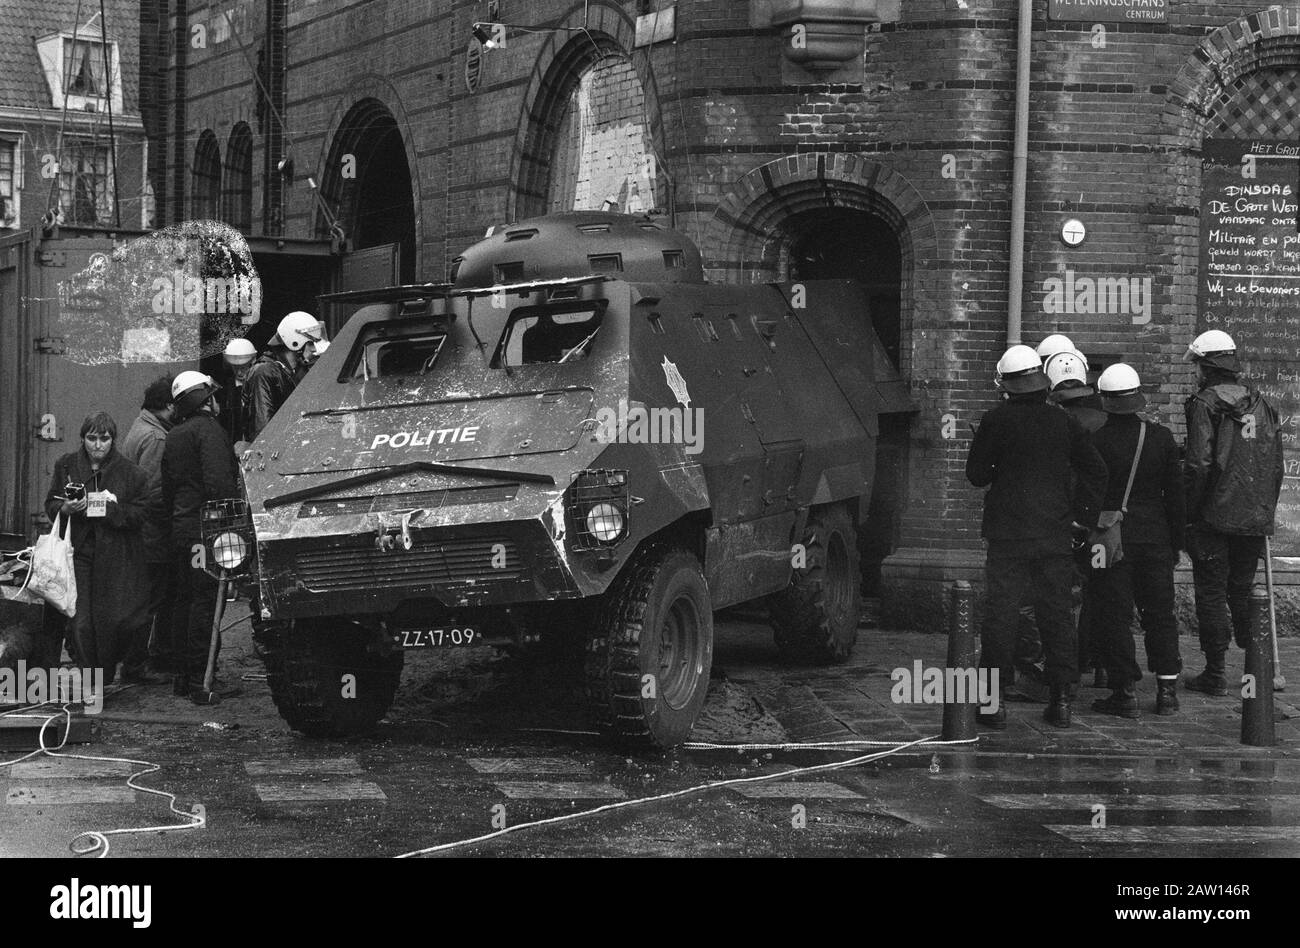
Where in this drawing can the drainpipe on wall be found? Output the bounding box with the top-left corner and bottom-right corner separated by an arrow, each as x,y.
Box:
1007,0 -> 1033,346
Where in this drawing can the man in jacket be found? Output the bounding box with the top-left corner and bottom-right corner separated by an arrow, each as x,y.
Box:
1008,341 -> 1106,698
1088,365 -> 1186,718
242,345 -> 297,443
242,311 -> 320,441
162,372 -> 240,698
119,375 -> 174,681
1045,348 -> 1109,688
221,338 -> 257,447
967,345 -> 1108,729
1183,331 -> 1285,696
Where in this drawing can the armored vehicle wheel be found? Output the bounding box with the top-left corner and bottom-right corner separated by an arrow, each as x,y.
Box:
585,547 -> 713,749
263,619 -> 404,738
768,504 -> 861,664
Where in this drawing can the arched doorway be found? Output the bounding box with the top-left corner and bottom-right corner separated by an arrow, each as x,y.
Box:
707,156 -> 938,597
779,207 -> 906,595
318,98 -> 418,282
784,208 -> 903,367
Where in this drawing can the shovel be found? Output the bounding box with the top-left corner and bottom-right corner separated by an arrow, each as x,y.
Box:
1265,537 -> 1285,691
191,575 -> 242,704
190,576 -> 227,705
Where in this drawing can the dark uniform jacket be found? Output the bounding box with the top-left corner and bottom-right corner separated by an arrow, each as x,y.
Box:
1184,382 -> 1284,536
1060,397 -> 1108,435
1091,414 -> 1185,552
966,394 -> 1108,555
42,447 -> 150,634
120,409 -> 171,562
243,354 -> 297,441
161,411 -> 239,543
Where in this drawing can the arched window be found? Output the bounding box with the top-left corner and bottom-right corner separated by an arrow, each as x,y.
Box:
192,130 -> 221,220
548,57 -> 657,214
222,123 -> 253,231
516,35 -> 662,221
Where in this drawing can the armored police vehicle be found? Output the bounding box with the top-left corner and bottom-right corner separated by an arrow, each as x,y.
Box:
226,213 -> 894,748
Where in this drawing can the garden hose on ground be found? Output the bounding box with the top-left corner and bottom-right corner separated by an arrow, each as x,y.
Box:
0,702 -> 206,857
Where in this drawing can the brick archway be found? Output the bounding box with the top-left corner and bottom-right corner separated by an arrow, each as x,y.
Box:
314,79 -> 423,276
507,2 -> 664,222
703,154 -> 936,378
1164,8 -> 1300,146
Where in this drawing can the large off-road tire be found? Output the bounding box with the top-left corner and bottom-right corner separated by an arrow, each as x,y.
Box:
262,619 -> 404,738
585,547 -> 713,749
768,503 -> 861,664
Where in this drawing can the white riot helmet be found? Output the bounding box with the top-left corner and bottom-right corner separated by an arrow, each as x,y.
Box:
1044,350 -> 1092,401
222,337 -> 256,367
995,345 -> 1048,394
1185,329 -> 1239,372
172,370 -> 220,419
1036,333 -> 1076,363
1097,363 -> 1146,414
270,311 -> 323,352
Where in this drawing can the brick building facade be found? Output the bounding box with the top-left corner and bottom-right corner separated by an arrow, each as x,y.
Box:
152,0 -> 1300,629
0,0 -> 150,234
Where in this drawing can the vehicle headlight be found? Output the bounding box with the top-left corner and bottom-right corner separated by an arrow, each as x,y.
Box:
585,503 -> 625,543
566,469 -> 629,551
212,531 -> 249,570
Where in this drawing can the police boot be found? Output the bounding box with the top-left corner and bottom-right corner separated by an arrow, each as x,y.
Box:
1092,684 -> 1139,719
1043,684 -> 1074,729
1185,653 -> 1228,696
1156,678 -> 1180,715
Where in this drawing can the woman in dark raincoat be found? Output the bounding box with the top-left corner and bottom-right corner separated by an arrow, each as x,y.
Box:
43,411 -> 150,685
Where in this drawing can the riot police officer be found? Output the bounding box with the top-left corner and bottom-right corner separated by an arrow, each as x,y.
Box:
1088,365 -> 1185,717
1183,331 -> 1285,696
243,311 -> 321,441
967,345 -> 1108,729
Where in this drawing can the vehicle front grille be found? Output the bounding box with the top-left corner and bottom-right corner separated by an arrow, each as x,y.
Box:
295,484 -> 519,518
294,536 -> 523,592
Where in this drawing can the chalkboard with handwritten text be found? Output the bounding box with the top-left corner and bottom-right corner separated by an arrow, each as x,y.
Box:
1197,140 -> 1300,554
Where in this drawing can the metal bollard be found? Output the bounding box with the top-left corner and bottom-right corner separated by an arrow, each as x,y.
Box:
1241,586 -> 1276,748
943,580 -> 978,741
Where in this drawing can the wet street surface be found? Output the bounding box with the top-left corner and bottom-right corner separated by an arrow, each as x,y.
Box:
3,603 -> 1298,859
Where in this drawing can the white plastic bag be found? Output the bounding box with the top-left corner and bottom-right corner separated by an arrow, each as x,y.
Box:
26,513 -> 77,617
1,550 -> 41,606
